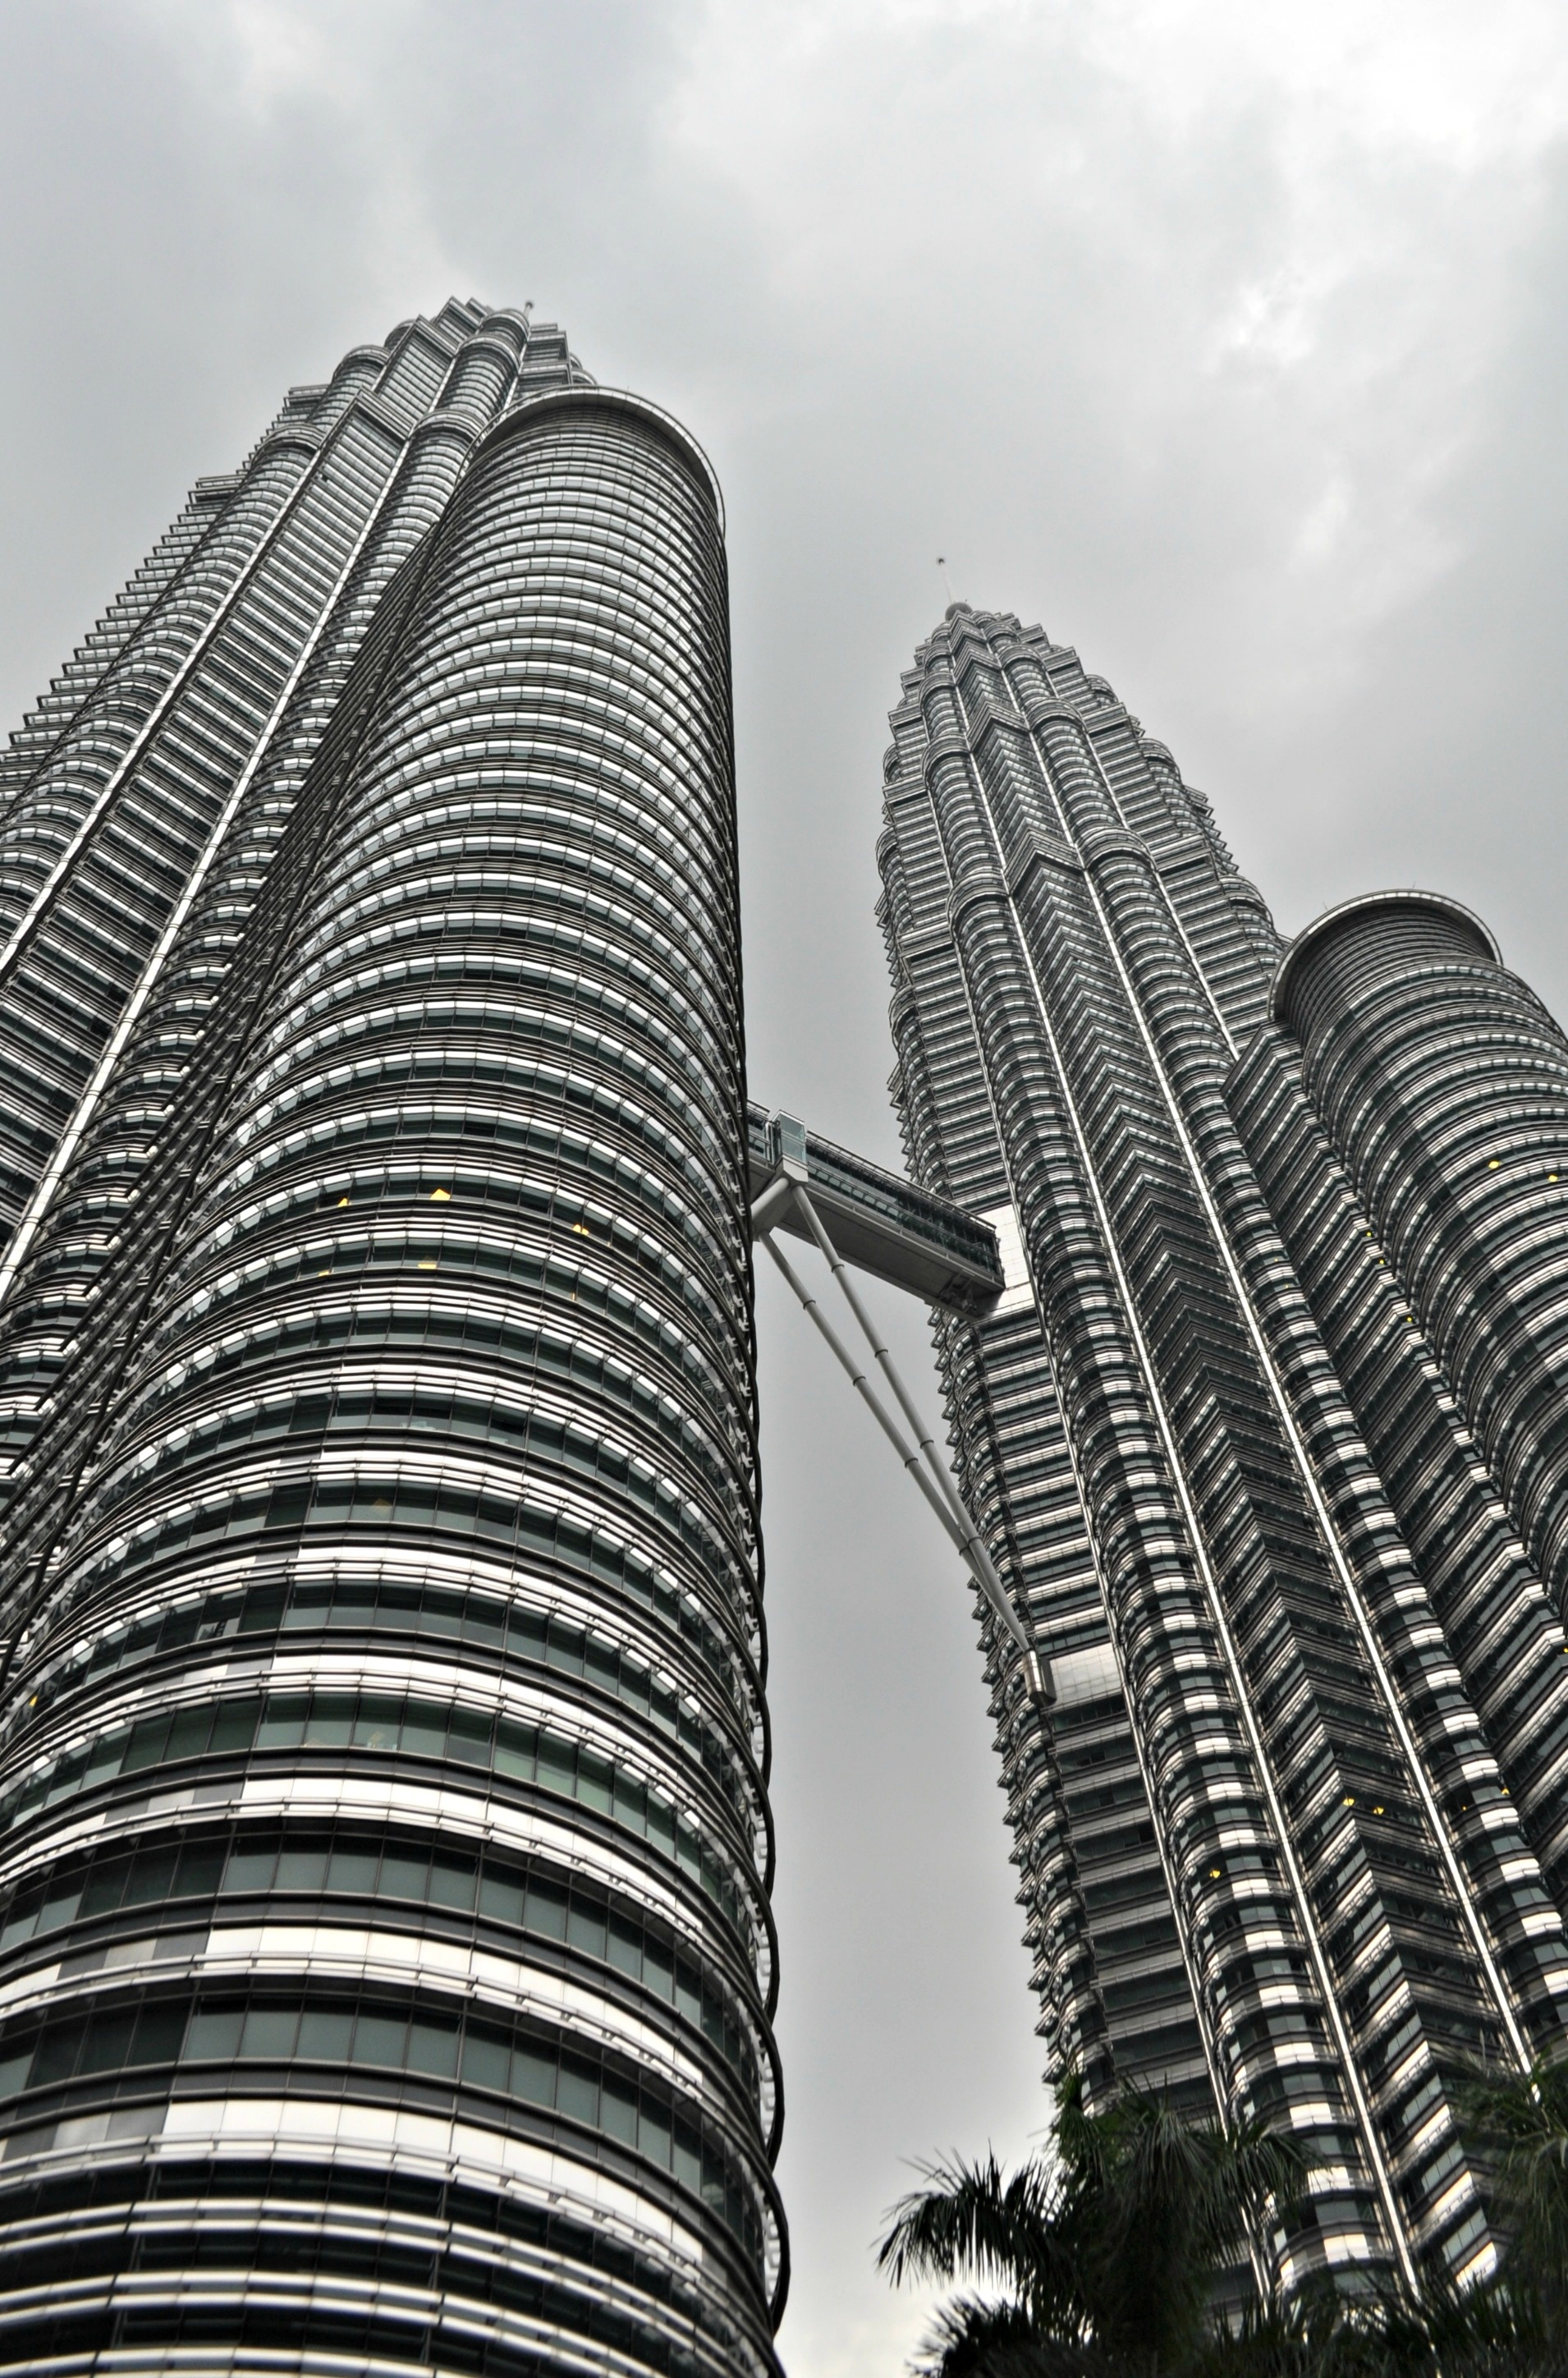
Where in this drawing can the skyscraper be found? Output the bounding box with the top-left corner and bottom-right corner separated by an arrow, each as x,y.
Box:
876,603 -> 1568,2290
0,305 -> 783,2377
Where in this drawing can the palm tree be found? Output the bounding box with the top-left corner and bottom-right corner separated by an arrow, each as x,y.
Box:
879,2050 -> 1568,2376
1444,2049 -> 1568,2371
876,2072 -> 1309,2376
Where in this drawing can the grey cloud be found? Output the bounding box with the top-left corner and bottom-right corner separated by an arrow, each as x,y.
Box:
3,5 -> 1567,2366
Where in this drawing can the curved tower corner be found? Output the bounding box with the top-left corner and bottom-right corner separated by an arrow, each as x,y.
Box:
0,328 -> 782,2376
1273,888 -> 1568,1624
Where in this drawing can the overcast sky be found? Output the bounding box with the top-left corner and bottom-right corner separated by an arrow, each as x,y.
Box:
5,2 -> 1568,2368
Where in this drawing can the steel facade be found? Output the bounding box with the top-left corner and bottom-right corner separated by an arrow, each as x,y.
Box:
877,603 -> 1568,2291
0,308 -> 782,2378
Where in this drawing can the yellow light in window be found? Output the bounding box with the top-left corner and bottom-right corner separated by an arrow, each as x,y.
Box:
573,1221 -> 591,1237
1343,1793 -> 1355,1806
337,1196 -> 351,1207
418,1260 -> 438,1270
1209,1866 -> 1222,1879
1489,1159 -> 1500,1169
1552,1174 -> 1559,1183
1372,1805 -> 1385,1816
430,1187 -> 451,1201
317,1269 -> 332,1278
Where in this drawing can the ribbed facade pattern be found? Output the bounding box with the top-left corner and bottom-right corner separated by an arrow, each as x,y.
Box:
0,297 -> 589,1497
0,317 -> 782,2376
1273,896 -> 1568,1629
877,604 -> 1568,2293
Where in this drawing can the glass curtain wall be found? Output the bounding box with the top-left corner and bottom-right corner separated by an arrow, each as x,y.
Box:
0,337 -> 782,2378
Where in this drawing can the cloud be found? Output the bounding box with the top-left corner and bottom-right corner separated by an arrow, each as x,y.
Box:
4,5 -> 1568,2367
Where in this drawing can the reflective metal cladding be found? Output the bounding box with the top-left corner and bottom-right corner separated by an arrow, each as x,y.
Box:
877,603 -> 1568,2295
0,305 -> 783,2376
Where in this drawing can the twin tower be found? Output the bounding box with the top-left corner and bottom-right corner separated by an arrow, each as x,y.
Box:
0,300 -> 1561,2370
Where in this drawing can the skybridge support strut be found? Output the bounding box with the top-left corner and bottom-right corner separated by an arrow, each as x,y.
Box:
752,1144 -> 1052,1707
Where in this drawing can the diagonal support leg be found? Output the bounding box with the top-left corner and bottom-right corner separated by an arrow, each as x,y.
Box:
759,1193 -> 1052,1705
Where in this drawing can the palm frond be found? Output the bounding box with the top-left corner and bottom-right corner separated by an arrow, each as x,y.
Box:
878,2146 -> 1093,2344
1072,2084 -> 1310,2366
910,2293 -> 1114,2378
1185,2285 -> 1347,2378
878,2151 -> 1058,2288
1193,2105 -> 1314,2266
880,2073 -> 1319,2373
910,2295 -> 1033,2378
1455,2047 -> 1568,2329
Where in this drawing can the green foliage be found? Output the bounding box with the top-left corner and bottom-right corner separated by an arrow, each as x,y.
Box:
878,2070 -> 1307,2376
1456,2050 -> 1568,2343
875,2054 -> 1568,2376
